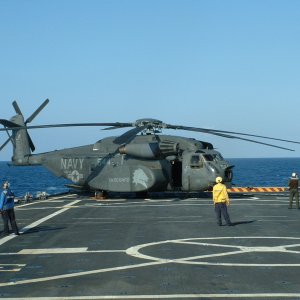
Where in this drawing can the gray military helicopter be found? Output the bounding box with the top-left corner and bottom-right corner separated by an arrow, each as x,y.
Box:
1,99 -> 299,195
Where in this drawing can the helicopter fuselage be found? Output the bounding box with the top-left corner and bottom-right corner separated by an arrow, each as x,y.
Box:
2,100 -> 298,195
24,134 -> 233,192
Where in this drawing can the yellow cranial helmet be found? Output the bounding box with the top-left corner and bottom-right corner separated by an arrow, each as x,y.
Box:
216,177 -> 222,183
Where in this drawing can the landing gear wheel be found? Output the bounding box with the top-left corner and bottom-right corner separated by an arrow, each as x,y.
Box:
95,190 -> 108,199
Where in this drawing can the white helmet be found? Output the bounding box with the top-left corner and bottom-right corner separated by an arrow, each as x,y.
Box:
216,177 -> 223,183
3,181 -> 9,189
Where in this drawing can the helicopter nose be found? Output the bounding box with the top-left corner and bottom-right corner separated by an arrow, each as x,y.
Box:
224,166 -> 234,182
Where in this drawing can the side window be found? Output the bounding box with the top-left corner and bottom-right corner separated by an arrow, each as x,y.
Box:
190,155 -> 203,168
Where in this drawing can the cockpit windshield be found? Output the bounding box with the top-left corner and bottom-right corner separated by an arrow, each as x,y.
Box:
203,153 -> 224,162
190,153 -> 225,168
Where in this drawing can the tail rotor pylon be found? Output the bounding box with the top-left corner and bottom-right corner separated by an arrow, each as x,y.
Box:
0,99 -> 49,163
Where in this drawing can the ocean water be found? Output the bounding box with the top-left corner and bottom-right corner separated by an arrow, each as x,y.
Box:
0,158 -> 299,197
0,162 -> 70,198
228,157 -> 300,187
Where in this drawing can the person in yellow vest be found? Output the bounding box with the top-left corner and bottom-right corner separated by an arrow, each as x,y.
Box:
212,176 -> 233,226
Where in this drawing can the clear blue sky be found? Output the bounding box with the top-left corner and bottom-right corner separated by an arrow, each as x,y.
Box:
1,0 -> 300,160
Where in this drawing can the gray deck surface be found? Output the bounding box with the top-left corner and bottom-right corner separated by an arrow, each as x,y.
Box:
1,192 -> 300,299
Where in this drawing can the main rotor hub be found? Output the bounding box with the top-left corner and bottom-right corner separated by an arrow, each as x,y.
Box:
134,118 -> 165,135
134,118 -> 164,128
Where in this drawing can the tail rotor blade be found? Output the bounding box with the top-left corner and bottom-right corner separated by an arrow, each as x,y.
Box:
26,99 -> 49,124
27,132 -> 35,152
12,101 -> 23,115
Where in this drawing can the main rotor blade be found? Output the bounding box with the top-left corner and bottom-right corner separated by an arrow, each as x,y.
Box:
211,128 -> 300,145
113,126 -> 147,144
0,137 -> 11,151
0,122 -> 133,131
205,130 -> 295,151
26,99 -> 50,124
165,124 -> 300,145
164,124 -> 296,151
12,101 -> 23,115
102,125 -> 133,131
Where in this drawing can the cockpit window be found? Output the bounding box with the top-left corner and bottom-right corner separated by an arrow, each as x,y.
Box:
203,154 -> 214,161
215,153 -> 224,160
203,154 -> 224,162
190,153 -> 224,168
191,155 -> 200,164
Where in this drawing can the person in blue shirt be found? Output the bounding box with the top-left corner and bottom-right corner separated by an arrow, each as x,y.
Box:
0,181 -> 19,236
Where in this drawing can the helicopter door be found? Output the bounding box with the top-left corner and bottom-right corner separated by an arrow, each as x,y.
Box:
171,160 -> 182,188
182,153 -> 207,191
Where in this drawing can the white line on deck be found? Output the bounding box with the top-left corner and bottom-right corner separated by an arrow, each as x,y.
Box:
0,293 -> 300,299
0,199 -> 81,246
0,263 -> 26,272
0,261 -> 163,287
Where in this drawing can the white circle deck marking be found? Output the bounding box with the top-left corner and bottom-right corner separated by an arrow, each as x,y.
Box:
126,236 -> 300,266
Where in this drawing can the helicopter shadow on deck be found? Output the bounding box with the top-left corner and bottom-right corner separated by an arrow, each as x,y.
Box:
21,226 -> 66,234
93,191 -> 254,200
109,191 -> 257,226
230,220 -> 256,226
144,191 -> 254,200
1,226 -> 65,237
